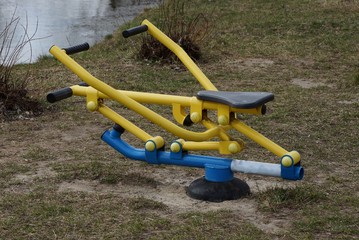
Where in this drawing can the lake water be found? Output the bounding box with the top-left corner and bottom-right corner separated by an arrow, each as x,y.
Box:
0,0 -> 158,62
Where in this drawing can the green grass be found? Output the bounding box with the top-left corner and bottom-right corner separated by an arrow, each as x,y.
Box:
128,196 -> 168,211
0,189 -> 268,239
0,0 -> 358,239
163,211 -> 269,240
22,146 -> 56,162
0,162 -> 31,188
353,72 -> 359,85
255,184 -> 328,212
52,160 -> 159,187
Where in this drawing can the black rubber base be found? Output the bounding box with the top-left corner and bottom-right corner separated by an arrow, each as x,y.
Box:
186,177 -> 250,202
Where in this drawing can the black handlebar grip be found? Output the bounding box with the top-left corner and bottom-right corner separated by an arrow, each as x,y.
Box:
78,82 -> 89,87
122,25 -> 148,38
47,87 -> 73,103
63,42 -> 90,55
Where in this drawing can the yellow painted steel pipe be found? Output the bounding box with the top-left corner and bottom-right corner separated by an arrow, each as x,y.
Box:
145,136 -> 165,151
201,117 -> 231,141
97,104 -> 152,142
71,85 -> 191,105
50,46 -> 219,141
182,141 -> 220,151
70,85 -> 262,115
99,104 -> 165,150
172,140 -> 242,154
281,151 -> 301,166
231,119 -> 288,157
142,19 -> 217,91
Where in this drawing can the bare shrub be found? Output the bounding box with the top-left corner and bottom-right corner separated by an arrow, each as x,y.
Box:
0,11 -> 41,119
139,0 -> 213,63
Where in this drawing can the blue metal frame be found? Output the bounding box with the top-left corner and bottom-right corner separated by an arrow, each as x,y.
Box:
102,127 -> 303,182
102,127 -> 234,182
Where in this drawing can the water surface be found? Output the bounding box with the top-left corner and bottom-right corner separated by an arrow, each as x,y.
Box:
0,0 -> 158,62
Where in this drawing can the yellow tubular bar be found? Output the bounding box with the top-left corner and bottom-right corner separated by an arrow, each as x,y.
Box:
145,136 -> 165,151
98,104 -> 152,142
71,86 -> 261,115
281,151 -> 301,166
231,119 -> 288,157
180,140 -> 242,154
50,46 -> 219,141
71,85 -> 191,105
182,141 -> 220,151
201,117 -> 231,141
142,19 -> 217,91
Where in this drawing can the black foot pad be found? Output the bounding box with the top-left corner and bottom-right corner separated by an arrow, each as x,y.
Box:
186,177 -> 250,202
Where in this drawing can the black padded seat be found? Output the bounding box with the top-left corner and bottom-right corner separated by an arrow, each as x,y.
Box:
197,90 -> 274,109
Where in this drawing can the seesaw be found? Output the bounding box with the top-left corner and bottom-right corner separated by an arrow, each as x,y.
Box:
47,19 -> 304,202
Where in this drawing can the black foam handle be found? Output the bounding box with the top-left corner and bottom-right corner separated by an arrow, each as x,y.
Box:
63,42 -> 90,55
47,87 -> 73,103
122,25 -> 148,38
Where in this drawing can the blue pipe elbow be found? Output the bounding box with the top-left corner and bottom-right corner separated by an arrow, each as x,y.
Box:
101,130 -> 146,161
281,164 -> 304,180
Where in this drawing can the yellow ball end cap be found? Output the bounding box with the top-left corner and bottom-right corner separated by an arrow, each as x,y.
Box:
228,143 -> 239,153
281,156 -> 293,167
170,142 -> 181,153
145,141 -> 156,151
86,101 -> 97,111
218,115 -> 229,125
190,112 -> 201,123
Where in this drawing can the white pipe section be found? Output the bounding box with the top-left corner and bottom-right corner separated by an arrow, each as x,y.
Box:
231,159 -> 281,178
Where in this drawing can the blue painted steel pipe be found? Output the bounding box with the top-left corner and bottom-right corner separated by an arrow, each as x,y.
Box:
102,129 -> 304,181
102,129 -> 232,167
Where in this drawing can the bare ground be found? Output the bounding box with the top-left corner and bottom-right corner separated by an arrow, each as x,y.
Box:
1,97 -> 300,237
1,49 -> 358,239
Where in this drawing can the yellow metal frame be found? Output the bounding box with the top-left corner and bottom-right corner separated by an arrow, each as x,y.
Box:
49,19 -> 300,165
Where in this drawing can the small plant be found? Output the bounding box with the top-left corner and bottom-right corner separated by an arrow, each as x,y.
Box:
139,0 -> 212,63
0,12 -> 41,119
128,197 -> 168,211
256,185 -> 327,212
105,34 -> 113,40
354,73 -> 359,85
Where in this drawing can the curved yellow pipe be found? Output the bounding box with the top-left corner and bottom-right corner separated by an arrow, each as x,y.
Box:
142,19 -> 217,91
98,104 -> 152,142
50,46 -> 219,141
231,119 -> 287,157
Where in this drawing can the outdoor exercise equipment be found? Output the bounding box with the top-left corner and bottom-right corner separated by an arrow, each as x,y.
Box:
47,19 -> 304,202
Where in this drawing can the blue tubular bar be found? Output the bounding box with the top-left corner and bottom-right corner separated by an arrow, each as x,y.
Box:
102,129 -> 232,168
102,129 -> 233,182
102,129 -> 147,161
102,128 -> 303,181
